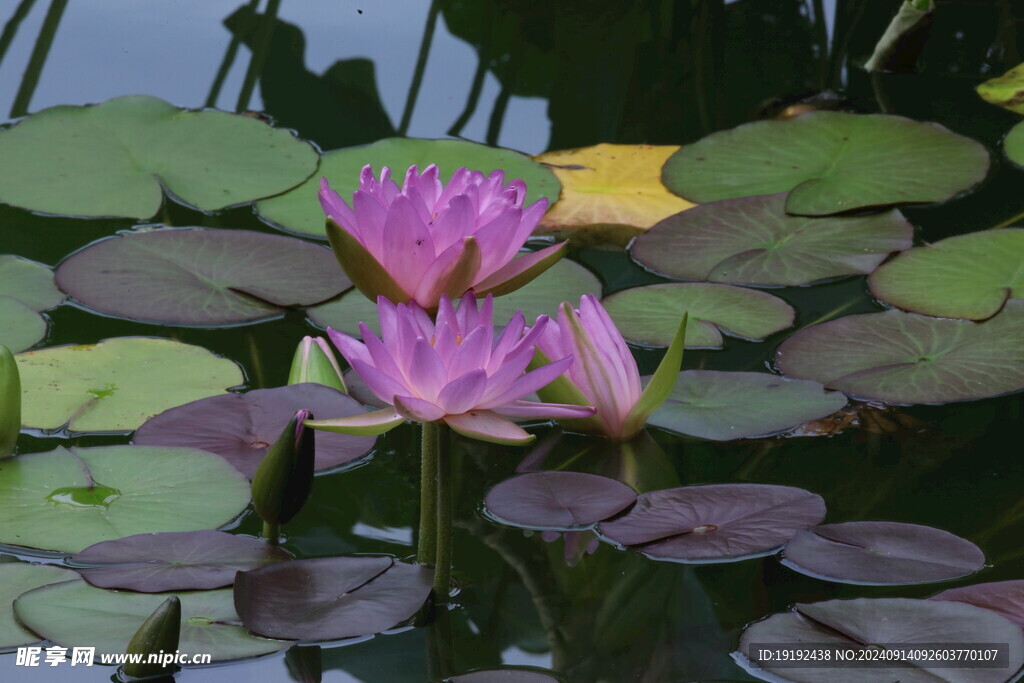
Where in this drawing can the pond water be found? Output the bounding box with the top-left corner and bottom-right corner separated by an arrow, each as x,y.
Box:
1,1 -> 1024,682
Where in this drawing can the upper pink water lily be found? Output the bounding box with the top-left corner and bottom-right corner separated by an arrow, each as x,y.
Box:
304,292 -> 595,445
320,164 -> 566,311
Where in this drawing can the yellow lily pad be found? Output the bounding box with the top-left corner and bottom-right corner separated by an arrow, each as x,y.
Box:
534,144 -> 696,246
977,63 -> 1024,115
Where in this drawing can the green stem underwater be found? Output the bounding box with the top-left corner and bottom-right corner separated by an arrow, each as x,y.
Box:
418,421 -> 439,567
262,520 -> 279,546
433,423 -> 453,599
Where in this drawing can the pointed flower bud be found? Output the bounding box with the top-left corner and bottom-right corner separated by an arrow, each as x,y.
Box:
123,595 -> 181,679
0,345 -> 20,459
288,336 -> 347,393
251,410 -> 315,527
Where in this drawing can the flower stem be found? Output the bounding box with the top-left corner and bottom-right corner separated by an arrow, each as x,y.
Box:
262,521 -> 279,546
417,422 -> 438,567
433,423 -> 453,599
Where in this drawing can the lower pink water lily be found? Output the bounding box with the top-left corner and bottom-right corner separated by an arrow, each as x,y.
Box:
304,293 -> 596,445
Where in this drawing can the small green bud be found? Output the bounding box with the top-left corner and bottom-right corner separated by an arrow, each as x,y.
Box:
288,336 -> 347,393
0,346 -> 21,459
252,410 -> 315,531
123,596 -> 181,679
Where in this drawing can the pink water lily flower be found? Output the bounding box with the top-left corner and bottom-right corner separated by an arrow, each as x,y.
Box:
320,164 -> 566,311
533,294 -> 687,442
305,292 -> 595,445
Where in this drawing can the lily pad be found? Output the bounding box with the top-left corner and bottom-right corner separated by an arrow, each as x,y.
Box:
0,563 -> 78,650
69,531 -> 290,592
648,371 -> 847,441
450,668 -> 563,682
662,112 -> 989,216
0,445 -> 251,552
0,95 -> 318,218
931,580 -> 1024,627
533,143 -> 696,246
868,229 -> 1024,320
774,302 -> 1024,404
1006,121 -> 1024,167
308,257 -> 601,335
734,598 -> 1024,683
0,298 -> 46,354
977,62 -> 1024,115
602,283 -> 794,348
234,556 -> 432,641
133,383 -> 376,478
16,337 -> 243,432
55,228 -> 348,326
781,521 -> 985,585
483,472 -> 637,530
257,137 -> 560,238
631,194 -> 913,286
598,484 -> 826,563
14,579 -> 287,661
0,256 -> 64,353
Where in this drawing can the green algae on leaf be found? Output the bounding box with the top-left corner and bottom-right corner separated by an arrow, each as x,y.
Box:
0,96 -> 318,218
662,112 -> 989,216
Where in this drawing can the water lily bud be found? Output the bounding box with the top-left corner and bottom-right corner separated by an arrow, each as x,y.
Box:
864,0 -> 934,73
0,345 -> 20,459
252,410 -> 315,527
288,336 -> 347,393
123,596 -> 181,679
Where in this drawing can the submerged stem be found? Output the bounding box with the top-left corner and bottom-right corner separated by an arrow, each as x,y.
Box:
262,520 -> 279,546
418,421 -> 439,567
433,423 -> 453,599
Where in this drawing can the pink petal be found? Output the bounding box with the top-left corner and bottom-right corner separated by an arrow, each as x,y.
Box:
434,167 -> 474,210
318,179 -> 356,230
474,242 -> 565,294
447,325 -> 493,380
472,207 -> 522,276
383,196 -> 434,295
394,395 -> 446,422
478,355 -> 573,409
437,369 -> 488,415
488,311 -> 526,373
443,410 -> 535,445
351,358 -> 408,404
418,164 -> 442,209
407,338 -> 447,401
412,235 -> 481,308
358,321 -> 405,384
492,400 -> 597,419
430,194 -> 475,254
351,190 -> 387,256
305,407 -> 404,436
326,327 -> 371,367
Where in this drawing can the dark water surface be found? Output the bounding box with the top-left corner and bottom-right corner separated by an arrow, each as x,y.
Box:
2,1 -> 1024,681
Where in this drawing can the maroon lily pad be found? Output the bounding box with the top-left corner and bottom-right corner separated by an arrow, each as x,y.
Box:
782,521 -> 985,585
133,383 -> 376,479
234,556 -> 432,641
735,598 -> 1024,683
449,668 -> 563,682
484,472 -> 637,530
930,580 -> 1024,628
69,530 -> 290,592
598,484 -> 825,563
55,227 -> 349,326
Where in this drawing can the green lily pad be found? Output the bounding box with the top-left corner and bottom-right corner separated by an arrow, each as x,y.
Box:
631,194 -> 913,286
648,371 -> 847,440
256,136 -> 561,238
0,298 -> 45,354
0,256 -> 63,311
1004,120 -> 1024,168
0,95 -> 318,218
16,337 -> 243,432
55,228 -> 349,326
0,563 -> 79,650
662,112 -> 989,216
14,579 -> 287,661
602,283 -> 795,348
977,63 -> 1024,115
775,301 -> 1024,404
308,257 -> 600,335
0,445 -> 251,553
868,229 -> 1024,320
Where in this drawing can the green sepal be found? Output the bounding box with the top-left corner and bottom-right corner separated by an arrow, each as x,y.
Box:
529,347 -> 606,436
326,217 -> 410,304
305,407 -> 404,436
123,595 -> 181,679
622,314 -> 687,438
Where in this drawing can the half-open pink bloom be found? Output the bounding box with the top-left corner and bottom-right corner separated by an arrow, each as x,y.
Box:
320,164 -> 566,311
305,292 -> 595,445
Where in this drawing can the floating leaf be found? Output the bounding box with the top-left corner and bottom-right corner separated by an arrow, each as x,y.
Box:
631,194 -> 913,286
309,258 -> 601,336
257,137 -> 560,238
0,95 -> 318,218
868,229 -> 1024,320
977,63 -> 1024,115
602,283 -> 794,348
483,472 -> 637,530
134,384 -> 375,478
931,580 -> 1024,627
234,556 -> 432,641
0,298 -> 44,354
55,228 -> 348,326
598,484 -> 825,563
14,579 -> 287,661
0,563 -> 78,650
775,302 -> 1024,404
1006,121 -> 1024,167
781,521 -> 985,585
533,143 -> 696,245
0,255 -> 63,311
734,598 -> 1024,683
450,668 -> 563,682
648,371 -> 847,441
69,531 -> 290,593
0,445 -> 250,552
16,337 -> 243,432
662,112 -> 989,216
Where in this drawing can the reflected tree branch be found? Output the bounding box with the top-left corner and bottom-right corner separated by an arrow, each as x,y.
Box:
206,0 -> 260,108
10,0 -> 66,118
0,0 -> 36,70
398,0 -> 440,136
235,0 -> 281,113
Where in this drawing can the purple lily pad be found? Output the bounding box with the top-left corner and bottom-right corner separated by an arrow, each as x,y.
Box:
735,598 -> 1024,683
69,530 -> 290,592
598,484 -> 826,563
449,668 -> 562,682
781,521 -> 985,586
134,383 -> 376,479
234,556 -> 433,641
930,580 -> 1024,628
484,472 -> 637,530
55,227 -> 349,326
